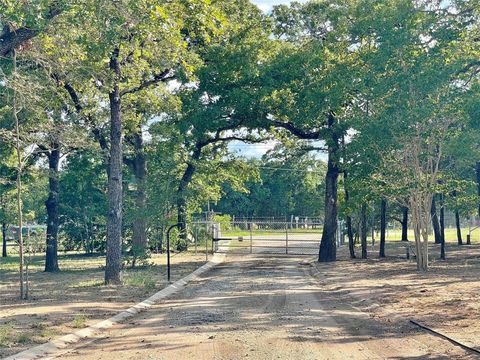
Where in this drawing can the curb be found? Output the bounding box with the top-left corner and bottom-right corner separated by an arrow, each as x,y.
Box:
4,252 -> 225,360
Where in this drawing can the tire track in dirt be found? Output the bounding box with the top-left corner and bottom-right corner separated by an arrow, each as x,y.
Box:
56,254 -> 475,360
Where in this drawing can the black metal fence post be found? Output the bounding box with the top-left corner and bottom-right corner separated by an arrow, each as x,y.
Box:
166,223 -> 182,283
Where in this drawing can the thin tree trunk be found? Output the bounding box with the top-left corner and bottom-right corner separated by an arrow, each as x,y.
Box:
361,202 -> 367,259
346,216 -> 355,258
131,131 -> 147,258
319,113 -> 339,262
455,208 -> 463,245
379,198 -> 386,258
2,222 -> 7,258
105,47 -> 123,285
177,194 -> 187,238
177,162 -> 197,244
401,206 -> 409,242
45,144 -> 60,272
343,171 -> 355,259
12,49 -> 26,299
431,197 -> 442,244
176,144 -> 202,245
439,193 -> 445,260
410,194 -> 431,272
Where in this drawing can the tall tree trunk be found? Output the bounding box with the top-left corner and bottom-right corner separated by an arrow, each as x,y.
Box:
431,196 -> 442,244
476,161 -> 480,218
177,161 -> 197,244
361,202 -> 367,259
12,49 -> 26,298
379,198 -> 386,258
177,193 -> 188,238
131,131 -> 147,257
439,193 -> 445,260
344,173 -> 355,259
44,144 -> 60,272
346,216 -> 355,258
341,136 -> 355,259
105,47 -> 123,285
318,113 -> 340,262
2,222 -> 7,258
455,209 -> 463,245
401,206 -> 409,242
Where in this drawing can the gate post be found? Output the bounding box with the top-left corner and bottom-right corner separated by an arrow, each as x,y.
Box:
285,222 -> 289,254
249,221 -> 253,254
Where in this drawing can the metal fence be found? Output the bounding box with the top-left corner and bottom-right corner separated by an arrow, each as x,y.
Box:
190,220 -> 322,256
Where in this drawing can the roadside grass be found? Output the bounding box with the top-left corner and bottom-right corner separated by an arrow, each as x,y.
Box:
0,322 -> 50,348
123,271 -> 157,291
0,323 -> 14,347
71,315 -> 87,329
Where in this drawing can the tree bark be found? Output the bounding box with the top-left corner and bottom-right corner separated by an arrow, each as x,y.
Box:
131,131 -> 147,256
401,206 -> 409,242
477,161 -> 480,218
431,196 -> 442,244
44,143 -> 60,272
455,208 -> 463,245
2,222 -> 7,258
379,198 -> 386,258
177,155 -> 199,243
439,193 -> 445,260
410,195 -> 430,272
360,202 -> 368,259
343,173 -> 355,259
346,216 -> 355,258
12,49 -> 26,299
0,5 -> 63,57
105,47 -> 123,285
318,113 -> 340,262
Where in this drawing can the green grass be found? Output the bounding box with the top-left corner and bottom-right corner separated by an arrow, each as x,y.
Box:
30,322 -> 46,330
381,227 -> 478,243
16,334 -> 30,344
223,228 -> 323,237
124,271 -> 157,291
72,314 -> 87,329
0,323 -> 14,347
70,279 -> 104,288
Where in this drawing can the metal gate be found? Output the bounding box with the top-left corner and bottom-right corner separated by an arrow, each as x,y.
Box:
196,220 -> 322,256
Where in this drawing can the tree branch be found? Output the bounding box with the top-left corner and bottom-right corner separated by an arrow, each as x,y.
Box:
271,120 -> 321,139
0,1 -> 63,56
120,69 -> 175,96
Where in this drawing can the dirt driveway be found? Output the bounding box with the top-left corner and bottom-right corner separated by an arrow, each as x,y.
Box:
56,254 -> 474,360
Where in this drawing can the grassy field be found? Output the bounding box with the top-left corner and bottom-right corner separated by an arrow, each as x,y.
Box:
222,227 -> 480,244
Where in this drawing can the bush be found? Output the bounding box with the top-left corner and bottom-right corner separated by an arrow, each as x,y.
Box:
213,214 -> 232,231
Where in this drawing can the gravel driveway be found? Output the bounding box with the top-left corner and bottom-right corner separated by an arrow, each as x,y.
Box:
57,254 -> 474,359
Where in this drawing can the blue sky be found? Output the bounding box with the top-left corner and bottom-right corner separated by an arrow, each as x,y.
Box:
251,0 -> 308,13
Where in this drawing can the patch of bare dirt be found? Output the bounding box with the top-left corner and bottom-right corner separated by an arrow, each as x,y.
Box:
55,254 -> 474,359
313,242 -> 480,352
0,251 -> 207,358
